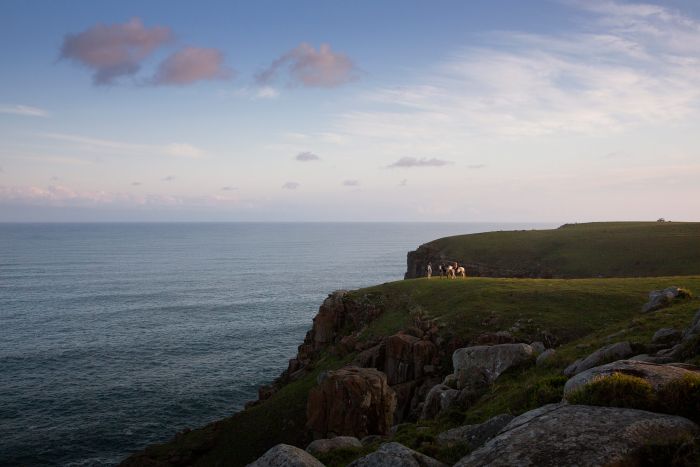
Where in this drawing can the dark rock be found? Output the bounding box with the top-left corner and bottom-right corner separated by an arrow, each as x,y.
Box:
536,348 -> 556,367
652,328 -> 683,345
454,404 -> 699,467
530,341 -> 546,354
306,366 -> 396,439
453,343 -> 533,388
436,414 -> 514,449
306,436 -> 362,456
348,442 -> 446,467
360,435 -> 385,447
246,444 -> 324,467
641,287 -> 690,313
563,359 -> 700,396
563,341 -> 633,377
419,384 -> 460,420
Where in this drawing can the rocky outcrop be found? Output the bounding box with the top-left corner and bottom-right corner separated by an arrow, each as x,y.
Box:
536,348 -> 556,366
454,403 -> 699,466
306,367 -> 396,439
652,327 -> 683,345
246,444 -> 324,467
306,436 -> 362,456
348,442 -> 446,467
436,414 -> 514,449
641,286 -> 691,313
563,341 -> 634,377
384,333 -> 438,385
419,384 -> 460,420
563,359 -> 700,396
452,343 -> 534,388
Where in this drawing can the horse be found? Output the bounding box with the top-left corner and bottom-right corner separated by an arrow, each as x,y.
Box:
456,266 -> 466,278
445,265 -> 456,279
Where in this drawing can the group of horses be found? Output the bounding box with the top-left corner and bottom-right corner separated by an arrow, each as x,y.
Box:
427,263 -> 466,279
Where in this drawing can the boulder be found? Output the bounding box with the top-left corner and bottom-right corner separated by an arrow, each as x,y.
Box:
563,359 -> 700,396
454,404 -> 699,467
641,286 -> 690,313
563,341 -> 633,377
306,366 -> 396,439
419,384 -> 460,420
452,343 -> 534,388
384,333 -> 437,385
652,328 -> 682,345
247,444 -> 325,467
536,348 -> 556,367
436,414 -> 514,449
348,442 -> 446,467
442,373 -> 457,388
530,341 -> 546,354
306,436 -> 362,456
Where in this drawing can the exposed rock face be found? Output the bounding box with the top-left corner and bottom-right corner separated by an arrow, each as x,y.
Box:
385,333 -> 438,385
652,327 -> 683,345
454,403 -> 699,467
306,366 -> 396,439
563,359 -> 700,395
563,341 -> 633,377
436,414 -> 514,449
246,444 -> 325,467
348,442 -> 446,467
306,436 -> 362,456
453,343 -> 534,388
419,384 -> 460,420
641,286 -> 690,313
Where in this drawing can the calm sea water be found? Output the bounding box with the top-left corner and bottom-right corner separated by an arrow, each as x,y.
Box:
0,222 -> 552,466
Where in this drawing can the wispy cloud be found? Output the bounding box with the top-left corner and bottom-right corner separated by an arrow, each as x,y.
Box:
221,186 -> 237,191
131,181 -> 142,186
43,133 -> 204,158
295,151 -> 321,161
467,164 -> 486,169
257,43 -> 357,88
162,176 -> 175,182
60,18 -> 172,85
342,179 -> 359,186
153,47 -> 232,85
388,157 -> 453,168
399,179 -> 408,187
0,104 -> 49,117
282,181 -> 300,190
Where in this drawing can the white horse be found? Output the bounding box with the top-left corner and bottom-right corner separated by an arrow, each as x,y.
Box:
445,265 -> 456,279
456,266 -> 466,278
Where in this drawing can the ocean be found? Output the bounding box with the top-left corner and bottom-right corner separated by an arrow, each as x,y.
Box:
0,222 -> 553,466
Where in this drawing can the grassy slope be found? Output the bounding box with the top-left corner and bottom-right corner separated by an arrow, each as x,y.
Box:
128,276 -> 700,466
422,222 -> 700,277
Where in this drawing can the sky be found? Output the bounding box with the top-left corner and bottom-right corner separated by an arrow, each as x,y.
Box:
1,0 -> 699,222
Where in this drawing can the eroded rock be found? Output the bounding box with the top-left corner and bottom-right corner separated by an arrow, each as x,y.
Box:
563,341 -> 633,377
652,328 -> 682,345
453,343 -> 533,388
247,444 -> 325,467
348,442 -> 446,467
641,287 -> 690,313
436,414 -> 514,449
306,366 -> 396,439
419,384 -> 460,420
306,436 -> 362,456
454,404 -> 699,467
536,348 -> 556,367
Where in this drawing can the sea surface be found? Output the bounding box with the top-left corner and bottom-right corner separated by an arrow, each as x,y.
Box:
0,222 -> 553,466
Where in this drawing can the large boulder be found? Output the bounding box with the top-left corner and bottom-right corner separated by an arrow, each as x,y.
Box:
246,444 -> 325,467
641,286 -> 690,313
436,414 -> 514,449
652,328 -> 682,345
419,384 -> 460,420
306,436 -> 362,456
563,359 -> 700,396
452,343 -> 533,388
384,333 -> 438,385
563,341 -> 633,377
306,366 -> 396,439
347,442 -> 446,467
454,403 -> 699,467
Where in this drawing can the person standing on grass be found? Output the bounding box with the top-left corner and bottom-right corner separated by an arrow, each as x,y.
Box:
426,262 -> 432,279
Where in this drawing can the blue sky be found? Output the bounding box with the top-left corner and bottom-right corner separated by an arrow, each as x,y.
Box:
1,0 -> 699,221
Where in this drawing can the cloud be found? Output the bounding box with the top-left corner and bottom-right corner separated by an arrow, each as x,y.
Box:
467,164 -> 486,169
43,133 -> 204,158
153,47 -> 232,85
131,181 -> 142,186
399,179 -> 408,187
162,176 -> 175,182
282,181 -> 300,190
60,18 -> 172,85
295,151 -> 321,161
388,157 -> 453,168
0,104 -> 49,117
221,186 -> 237,191
342,179 -> 360,186
257,43 -> 357,88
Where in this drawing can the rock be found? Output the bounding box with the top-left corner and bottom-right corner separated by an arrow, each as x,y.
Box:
360,435 -> 384,447
442,374 -> 457,388
247,444 -> 325,467
419,384 -> 460,420
473,331 -> 514,345
628,353 -> 674,364
306,436 -> 362,456
536,348 -> 556,367
306,366 -> 396,439
530,341 -> 546,354
348,442 -> 446,467
563,341 -> 633,377
685,309 -> 700,338
563,359 -> 700,396
384,333 -> 437,385
453,343 -> 534,388
641,286 -> 690,313
454,404 -> 699,467
436,414 -> 514,449
652,328 -> 682,345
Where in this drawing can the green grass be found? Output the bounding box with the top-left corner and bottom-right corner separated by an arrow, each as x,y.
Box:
123,275 -> 700,466
418,222 -> 700,278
